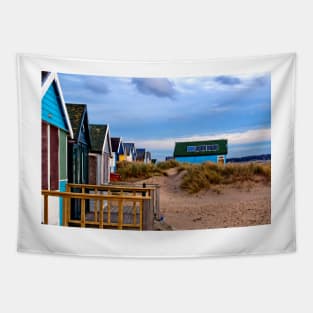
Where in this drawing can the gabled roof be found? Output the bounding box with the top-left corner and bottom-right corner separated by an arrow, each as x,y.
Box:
89,124 -> 112,156
41,72 -> 73,139
136,148 -> 146,160
89,124 -> 107,153
174,139 -> 228,157
111,137 -> 121,153
124,143 -> 135,155
66,103 -> 87,140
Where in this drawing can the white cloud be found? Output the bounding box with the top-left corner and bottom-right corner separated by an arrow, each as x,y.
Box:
135,128 -> 270,150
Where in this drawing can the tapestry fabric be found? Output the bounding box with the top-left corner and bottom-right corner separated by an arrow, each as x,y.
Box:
17,53 -> 296,257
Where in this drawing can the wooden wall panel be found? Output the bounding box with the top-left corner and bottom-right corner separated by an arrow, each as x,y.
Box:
41,121 -> 48,189
50,125 -> 59,190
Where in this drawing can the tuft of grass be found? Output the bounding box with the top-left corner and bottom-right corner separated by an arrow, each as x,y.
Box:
180,162 -> 271,193
117,159 -> 179,180
156,159 -> 180,170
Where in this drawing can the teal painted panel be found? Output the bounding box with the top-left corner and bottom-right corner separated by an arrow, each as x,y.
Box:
42,82 -> 68,131
175,155 -> 226,164
59,180 -> 67,225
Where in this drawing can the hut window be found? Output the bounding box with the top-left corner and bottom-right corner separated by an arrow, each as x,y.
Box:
187,146 -> 196,152
186,144 -> 220,153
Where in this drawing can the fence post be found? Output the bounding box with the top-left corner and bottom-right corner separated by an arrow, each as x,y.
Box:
107,191 -> 111,224
81,198 -> 85,227
44,194 -> 48,224
94,187 -> 98,222
62,196 -> 67,226
133,191 -> 137,225
99,199 -> 103,228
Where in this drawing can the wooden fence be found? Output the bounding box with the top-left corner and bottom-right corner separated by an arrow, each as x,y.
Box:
107,182 -> 161,220
42,183 -> 159,230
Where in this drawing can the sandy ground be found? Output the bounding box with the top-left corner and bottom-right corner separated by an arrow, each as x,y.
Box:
139,168 -> 271,230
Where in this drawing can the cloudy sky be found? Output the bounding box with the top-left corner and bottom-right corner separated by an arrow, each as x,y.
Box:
58,72 -> 271,160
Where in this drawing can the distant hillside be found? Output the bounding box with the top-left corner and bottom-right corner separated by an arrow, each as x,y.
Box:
227,154 -> 271,163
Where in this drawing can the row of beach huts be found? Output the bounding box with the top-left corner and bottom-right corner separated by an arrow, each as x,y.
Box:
41,72 -> 153,226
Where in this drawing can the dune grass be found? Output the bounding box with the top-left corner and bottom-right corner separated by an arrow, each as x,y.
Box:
117,159 -> 180,180
117,160 -> 271,194
180,162 -> 271,193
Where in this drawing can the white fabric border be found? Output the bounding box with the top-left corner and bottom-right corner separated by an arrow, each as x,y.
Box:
16,53 -> 296,258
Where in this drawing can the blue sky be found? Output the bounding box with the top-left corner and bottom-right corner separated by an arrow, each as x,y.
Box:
58,72 -> 271,160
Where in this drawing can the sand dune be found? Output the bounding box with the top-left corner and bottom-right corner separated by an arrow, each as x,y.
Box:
139,167 -> 271,230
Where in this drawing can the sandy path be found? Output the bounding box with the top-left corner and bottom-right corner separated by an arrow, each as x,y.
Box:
139,168 -> 271,230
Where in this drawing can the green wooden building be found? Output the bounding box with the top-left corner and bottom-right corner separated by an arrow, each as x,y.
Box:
173,139 -> 228,164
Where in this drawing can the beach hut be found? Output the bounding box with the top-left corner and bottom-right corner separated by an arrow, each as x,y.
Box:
174,139 -> 228,164
110,137 -> 125,172
124,143 -> 136,162
41,72 -> 73,225
145,151 -> 152,164
66,103 -> 91,219
136,148 -> 152,163
135,148 -> 146,162
89,124 -> 112,184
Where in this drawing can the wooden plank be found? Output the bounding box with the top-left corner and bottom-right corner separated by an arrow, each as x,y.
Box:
44,194 -> 48,224
81,198 -> 85,227
62,197 -> 67,226
133,191 -> 137,225
94,188 -> 98,222
107,191 -> 111,224
66,185 -> 71,224
99,200 -> 103,228
41,121 -> 48,190
49,125 -> 59,190
67,183 -> 155,192
139,200 -> 143,231
41,190 -> 151,201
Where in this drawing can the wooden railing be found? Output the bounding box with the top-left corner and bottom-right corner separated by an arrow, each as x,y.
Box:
67,183 -> 160,221
103,182 -> 161,220
42,188 -> 152,230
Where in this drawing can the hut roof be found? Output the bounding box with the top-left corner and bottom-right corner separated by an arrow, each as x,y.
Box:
136,148 -> 146,160
111,137 -> 121,153
65,103 -> 87,140
124,143 -> 135,155
89,124 -> 108,153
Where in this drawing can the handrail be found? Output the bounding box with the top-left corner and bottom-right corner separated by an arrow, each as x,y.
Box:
41,190 -> 151,200
67,183 -> 156,192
